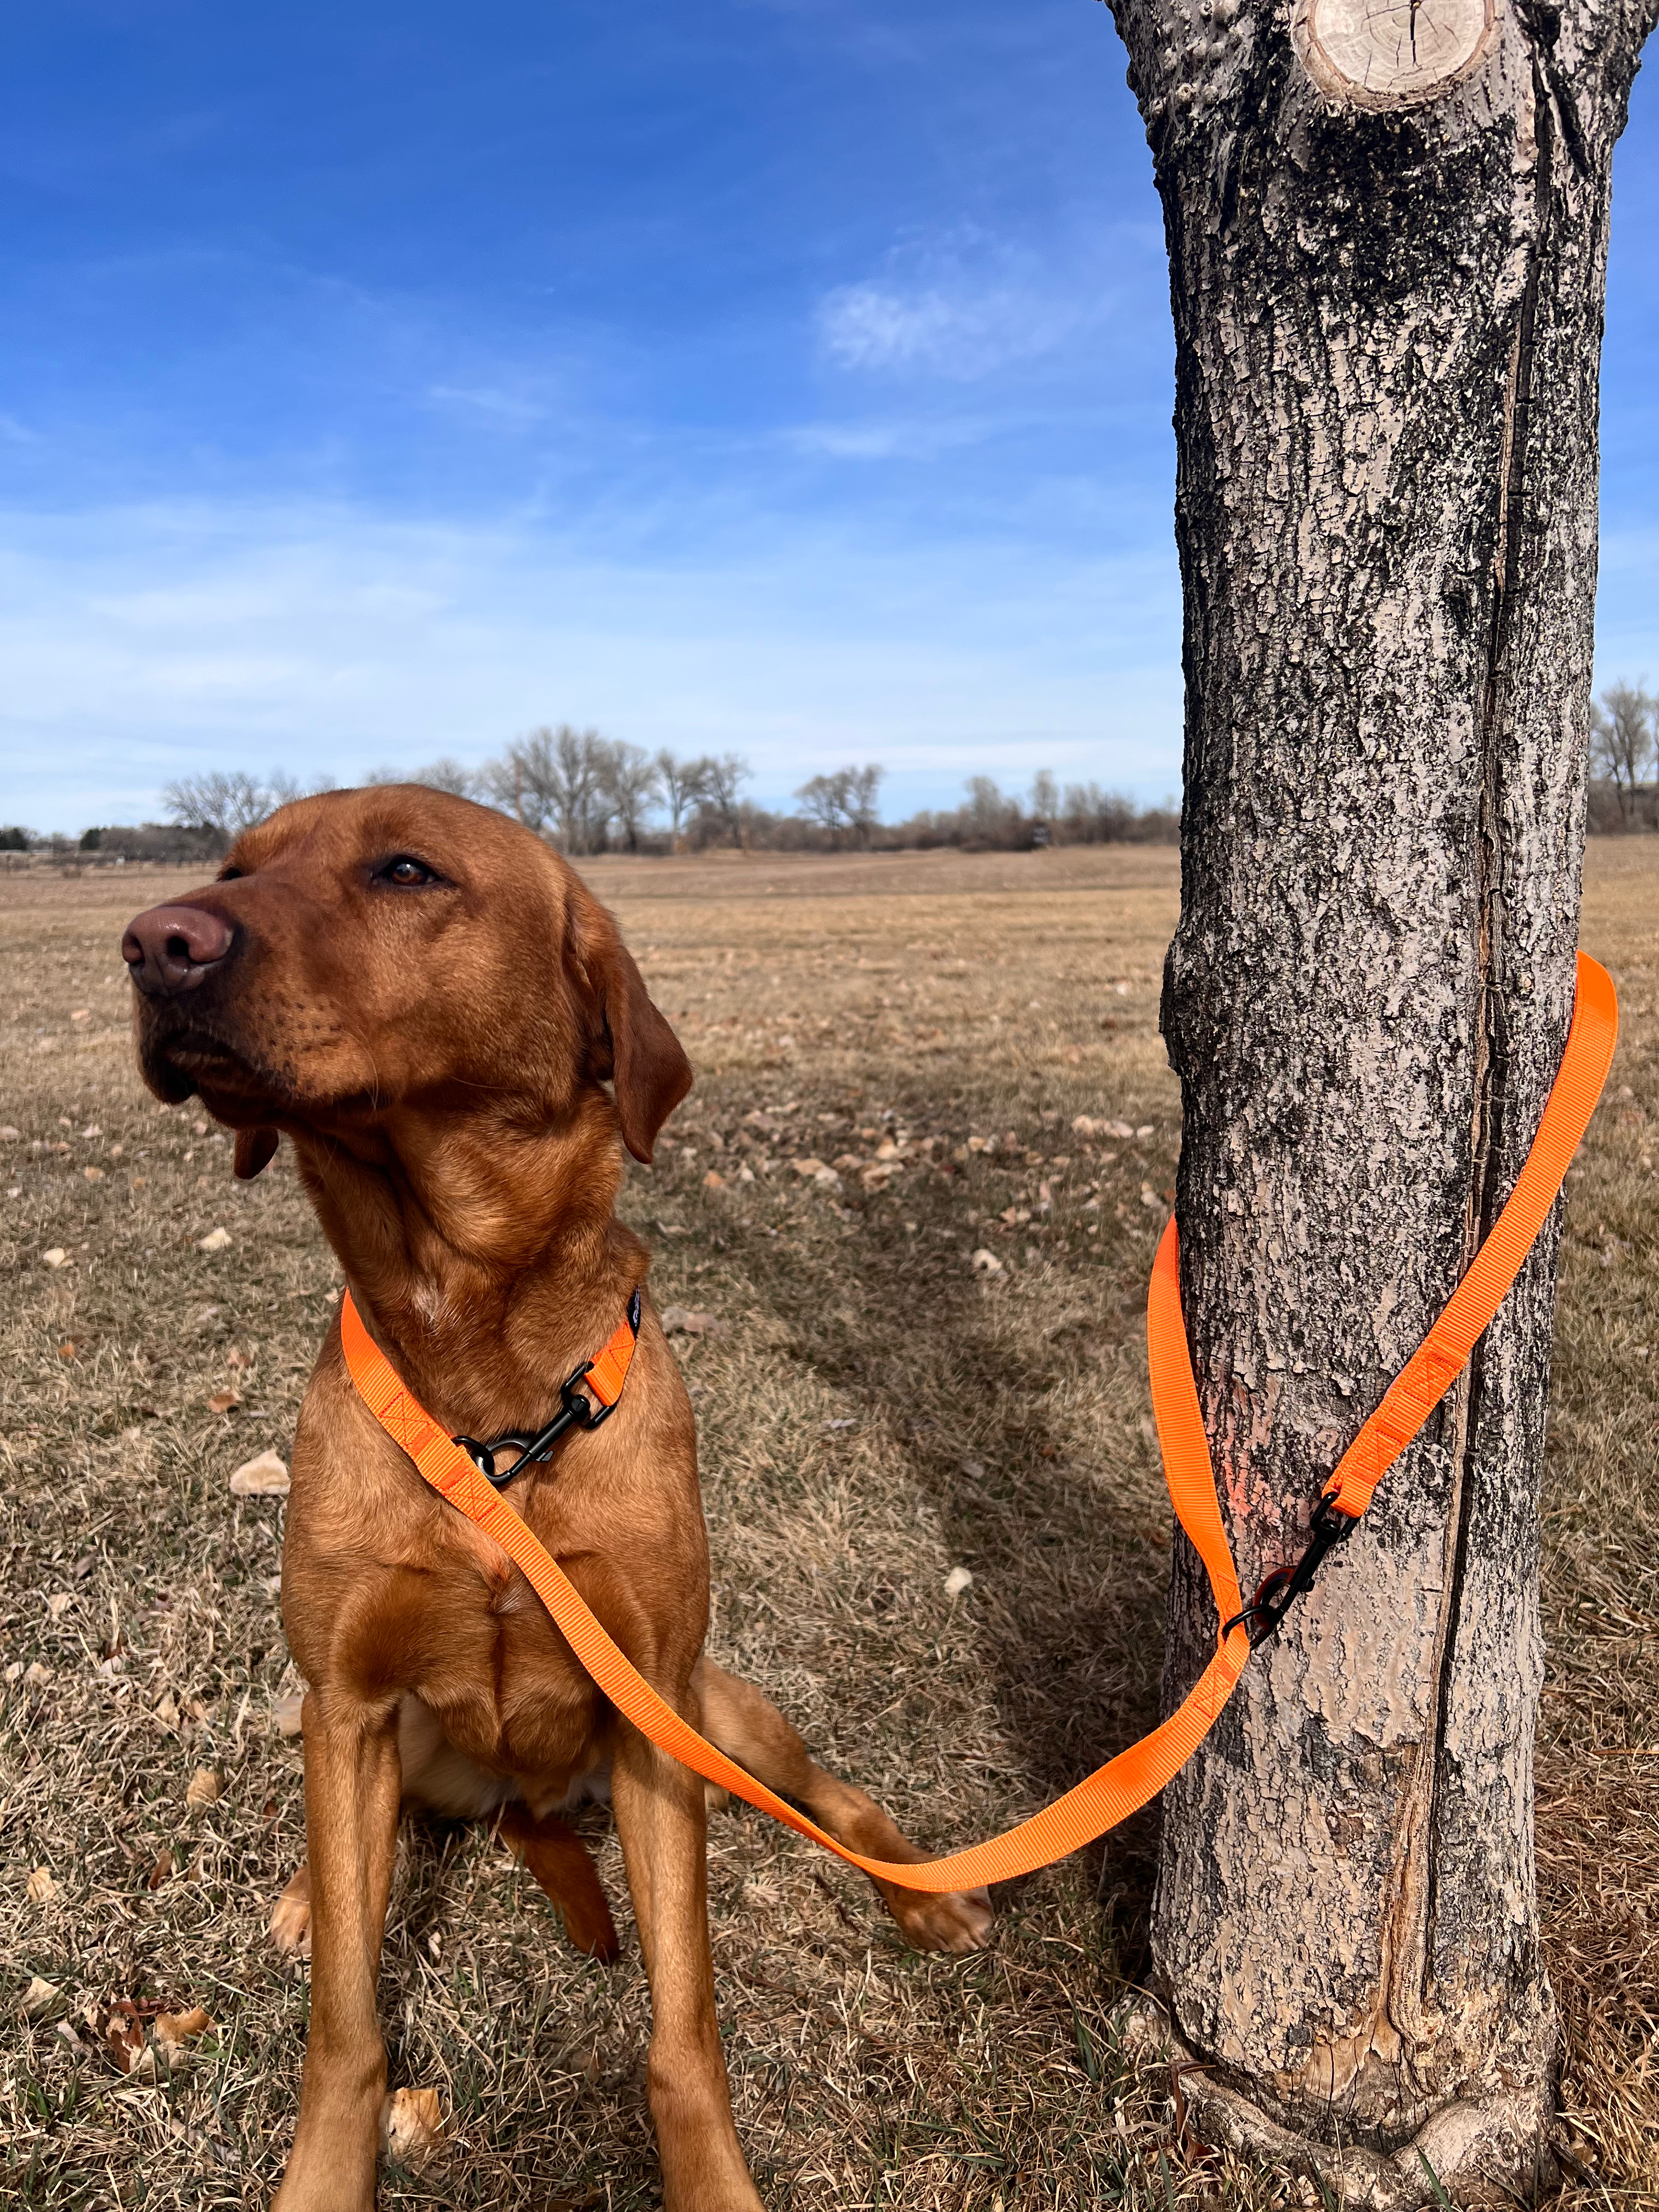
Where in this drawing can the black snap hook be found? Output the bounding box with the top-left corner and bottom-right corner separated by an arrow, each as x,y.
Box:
1221,1495 -> 1359,1647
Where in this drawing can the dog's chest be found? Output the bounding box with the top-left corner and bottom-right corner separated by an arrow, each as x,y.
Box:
393,1525 -> 607,1779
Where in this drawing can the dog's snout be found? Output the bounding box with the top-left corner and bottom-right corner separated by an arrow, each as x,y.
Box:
122,903 -> 235,996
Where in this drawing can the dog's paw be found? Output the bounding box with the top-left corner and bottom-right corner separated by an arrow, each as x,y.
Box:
269,1865 -> 312,1956
882,1882 -> 994,1955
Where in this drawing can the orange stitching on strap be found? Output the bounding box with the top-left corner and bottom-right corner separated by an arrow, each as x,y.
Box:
336,954 -> 1616,1888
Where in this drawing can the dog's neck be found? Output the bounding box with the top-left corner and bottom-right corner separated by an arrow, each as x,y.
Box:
290,1089 -> 645,1436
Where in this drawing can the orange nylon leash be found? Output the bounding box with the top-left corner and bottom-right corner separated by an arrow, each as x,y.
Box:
1323,952 -> 1618,1516
338,953 -> 1616,1891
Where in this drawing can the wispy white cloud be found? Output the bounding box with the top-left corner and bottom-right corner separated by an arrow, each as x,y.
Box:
781,415 -> 998,461
819,276 -> 1076,379
816,226 -> 1113,380
425,383 -> 554,428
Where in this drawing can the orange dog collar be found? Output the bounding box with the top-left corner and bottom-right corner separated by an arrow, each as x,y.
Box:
339,954 -> 1616,1890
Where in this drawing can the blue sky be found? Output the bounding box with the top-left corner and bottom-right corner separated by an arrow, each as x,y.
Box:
2,1 -> 1655,835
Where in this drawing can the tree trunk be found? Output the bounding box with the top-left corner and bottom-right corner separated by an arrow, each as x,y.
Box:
1101,0 -> 1656,2200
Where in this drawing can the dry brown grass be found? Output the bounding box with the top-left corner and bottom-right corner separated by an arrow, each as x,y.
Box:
0,840 -> 1652,2211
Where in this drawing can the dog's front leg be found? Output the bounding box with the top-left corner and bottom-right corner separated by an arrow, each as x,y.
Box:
612,1724 -> 764,2212
274,1689 -> 402,2212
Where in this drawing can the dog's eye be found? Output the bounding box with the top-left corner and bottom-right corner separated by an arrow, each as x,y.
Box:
378,855 -> 436,887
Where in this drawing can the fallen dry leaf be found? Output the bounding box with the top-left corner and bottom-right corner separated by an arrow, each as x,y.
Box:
185,1767 -> 222,1808
944,1565 -> 974,1598
42,1248 -> 67,1268
380,2085 -> 445,2169
225,1345 -> 252,1369
46,1591 -> 74,1620
229,1449 -> 290,1497
21,1975 -> 61,2018
82,1165 -> 103,1182
155,2006 -> 214,2047
27,1866 -> 59,1904
272,1690 -> 305,1737
56,1339 -> 79,1361
702,1169 -> 726,1189
207,1388 -> 242,1414
147,1850 -> 174,1891
104,2010 -> 150,2075
970,1248 -> 1004,1276
23,1661 -> 52,1687
658,1307 -> 727,1339
790,1155 -> 841,1186
197,1226 -> 233,1252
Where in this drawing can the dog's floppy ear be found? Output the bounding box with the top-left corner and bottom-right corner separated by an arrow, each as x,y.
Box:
570,895 -> 692,1163
234,1126 -> 280,1180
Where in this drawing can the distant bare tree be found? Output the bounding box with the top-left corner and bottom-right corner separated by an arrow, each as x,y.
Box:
795,770 -> 854,843
1029,769 -> 1059,823
161,771 -> 279,838
483,727 -> 566,838
964,775 -> 1018,847
411,758 -> 477,797
1062,781 -> 1139,842
847,764 -> 884,847
364,760 -> 474,795
796,764 -> 885,850
598,742 -> 662,853
550,727 -> 617,854
695,753 -> 751,849
270,770 -> 338,808
655,752 -> 708,851
1589,681 -> 1656,825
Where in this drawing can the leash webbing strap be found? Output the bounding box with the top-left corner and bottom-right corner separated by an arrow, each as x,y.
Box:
339,953 -> 1615,1893
1323,953 -> 1618,1514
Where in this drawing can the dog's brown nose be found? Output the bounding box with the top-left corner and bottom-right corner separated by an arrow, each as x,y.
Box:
122,903 -> 235,996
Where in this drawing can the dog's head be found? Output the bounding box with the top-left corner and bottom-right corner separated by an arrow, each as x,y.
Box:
122,786 -> 691,1177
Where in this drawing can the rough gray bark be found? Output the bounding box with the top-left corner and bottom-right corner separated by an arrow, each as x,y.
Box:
1099,0 -> 1657,2199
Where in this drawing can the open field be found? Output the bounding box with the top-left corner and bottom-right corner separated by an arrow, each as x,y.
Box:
2,841 -> 1655,2210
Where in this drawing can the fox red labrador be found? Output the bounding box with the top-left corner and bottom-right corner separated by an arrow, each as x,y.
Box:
123,786 -> 989,2212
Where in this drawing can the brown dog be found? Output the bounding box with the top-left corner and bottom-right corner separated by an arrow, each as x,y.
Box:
123,786 -> 989,2212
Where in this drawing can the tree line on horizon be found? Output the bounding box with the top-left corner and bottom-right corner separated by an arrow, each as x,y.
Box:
5,724 -> 1180,861
7,682 -> 1654,860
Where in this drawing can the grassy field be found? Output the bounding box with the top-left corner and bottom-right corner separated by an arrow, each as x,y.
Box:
1,840 -> 1654,2211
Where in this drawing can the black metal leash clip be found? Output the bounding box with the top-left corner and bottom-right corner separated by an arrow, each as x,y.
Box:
453,1364 -> 614,1489
1222,1493 -> 1360,1648
449,1291 -> 641,1495
452,1289 -> 642,1490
